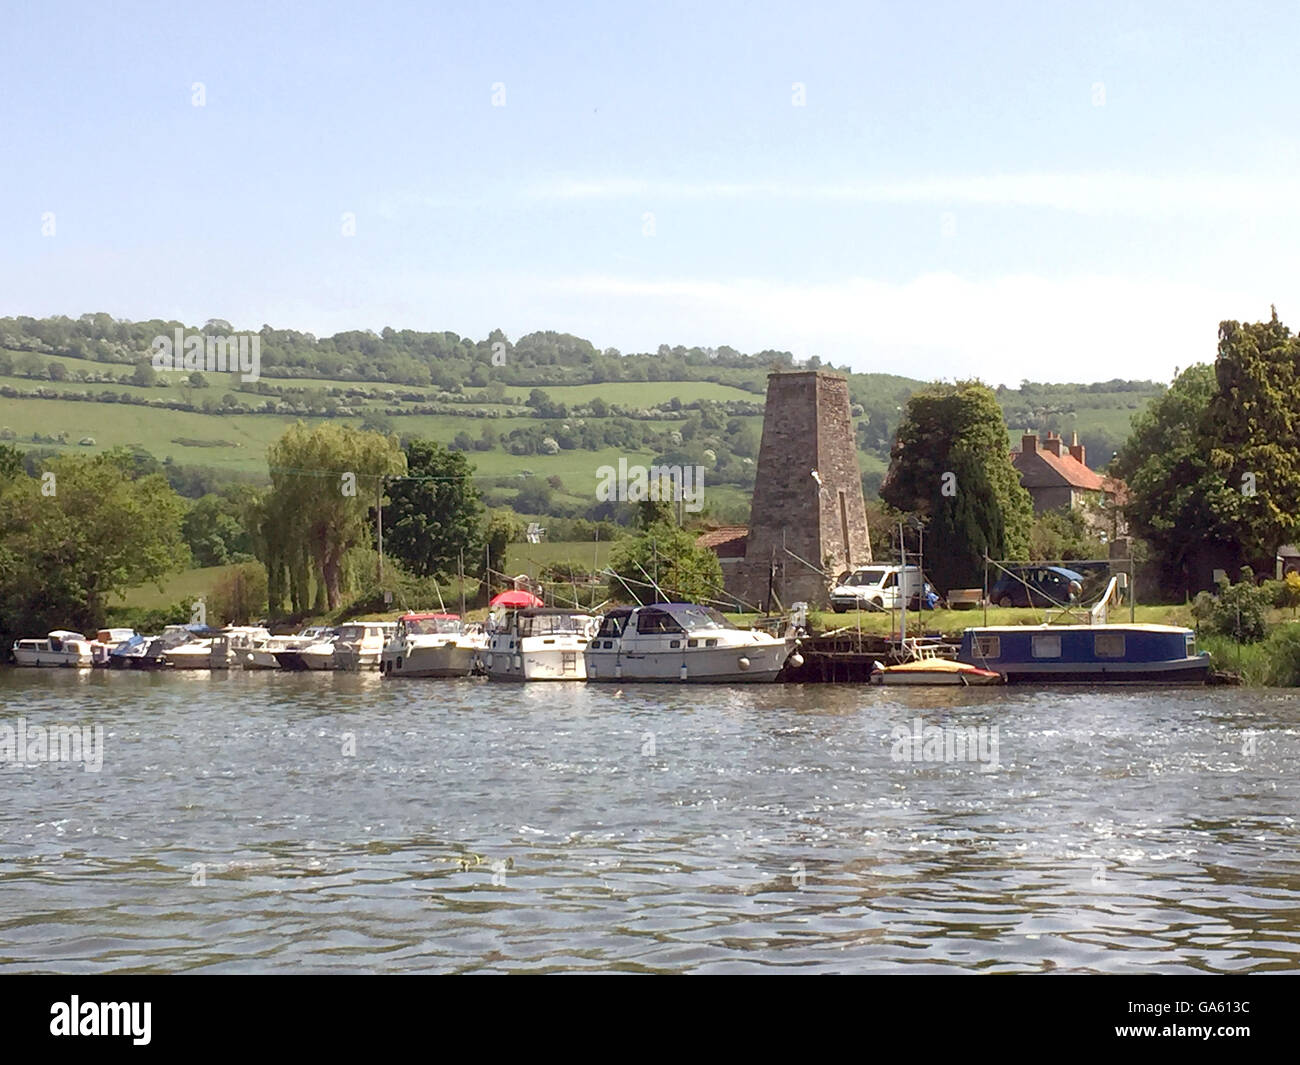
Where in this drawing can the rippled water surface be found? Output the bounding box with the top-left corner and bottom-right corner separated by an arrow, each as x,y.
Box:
1,670 -> 1297,973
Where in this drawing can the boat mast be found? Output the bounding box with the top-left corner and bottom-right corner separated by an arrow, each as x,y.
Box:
898,519 -> 907,650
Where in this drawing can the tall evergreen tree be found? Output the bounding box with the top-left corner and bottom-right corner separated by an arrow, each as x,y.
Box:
880,381 -> 1032,592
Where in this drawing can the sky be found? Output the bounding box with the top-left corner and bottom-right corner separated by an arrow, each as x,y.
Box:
2,0 -> 1298,385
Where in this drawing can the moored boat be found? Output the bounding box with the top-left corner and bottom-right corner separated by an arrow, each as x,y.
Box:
12,630 -> 95,668
381,613 -> 485,678
90,628 -> 137,667
274,629 -> 339,671
870,650 -> 1002,686
957,623 -> 1211,684
333,622 -> 396,671
485,608 -> 594,681
245,627 -> 332,670
585,602 -> 798,683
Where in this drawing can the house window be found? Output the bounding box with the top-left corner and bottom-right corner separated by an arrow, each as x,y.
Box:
1094,633 -> 1125,658
973,636 -> 1000,659
1031,634 -> 1061,658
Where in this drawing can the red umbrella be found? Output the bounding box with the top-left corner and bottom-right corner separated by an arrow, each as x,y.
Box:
489,590 -> 544,608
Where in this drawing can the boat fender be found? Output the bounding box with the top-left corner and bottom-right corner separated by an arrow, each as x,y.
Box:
679,663 -> 688,680
738,656 -> 751,671
787,652 -> 804,669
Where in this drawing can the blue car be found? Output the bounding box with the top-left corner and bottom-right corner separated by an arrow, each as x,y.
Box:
988,566 -> 1085,608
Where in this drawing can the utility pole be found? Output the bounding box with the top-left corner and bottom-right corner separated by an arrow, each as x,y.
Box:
376,476 -> 384,584
458,549 -> 466,617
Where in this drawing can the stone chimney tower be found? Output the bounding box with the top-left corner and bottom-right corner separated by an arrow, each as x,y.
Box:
741,370 -> 871,609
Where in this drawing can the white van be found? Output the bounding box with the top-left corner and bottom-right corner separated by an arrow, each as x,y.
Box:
830,565 -> 925,613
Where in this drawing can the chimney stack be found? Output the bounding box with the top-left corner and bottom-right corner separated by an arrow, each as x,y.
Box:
1043,432 -> 1063,457
1069,439 -> 1086,466
1021,432 -> 1038,454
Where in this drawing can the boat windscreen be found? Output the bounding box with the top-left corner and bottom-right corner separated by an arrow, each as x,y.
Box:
664,605 -> 737,632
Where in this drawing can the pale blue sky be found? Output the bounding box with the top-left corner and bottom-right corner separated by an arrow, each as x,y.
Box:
3,0 -> 1298,383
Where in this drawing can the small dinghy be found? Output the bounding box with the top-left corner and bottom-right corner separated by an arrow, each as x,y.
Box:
870,658 -> 1003,685
870,646 -> 1002,686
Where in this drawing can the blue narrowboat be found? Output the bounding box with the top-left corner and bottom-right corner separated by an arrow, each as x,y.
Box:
957,624 -> 1211,684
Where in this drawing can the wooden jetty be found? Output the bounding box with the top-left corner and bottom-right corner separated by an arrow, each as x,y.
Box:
781,629 -> 959,683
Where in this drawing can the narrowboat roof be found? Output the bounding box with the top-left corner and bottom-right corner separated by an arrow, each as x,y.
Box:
963,623 -> 1193,634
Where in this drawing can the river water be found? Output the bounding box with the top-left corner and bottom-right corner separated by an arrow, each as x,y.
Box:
0,670 -> 1297,973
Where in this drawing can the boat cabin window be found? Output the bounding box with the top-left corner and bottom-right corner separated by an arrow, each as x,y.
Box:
516,614 -> 588,637
637,610 -> 686,635
1094,633 -> 1125,658
973,635 -> 1000,659
597,613 -> 630,638
403,617 -> 461,635
1031,633 -> 1061,658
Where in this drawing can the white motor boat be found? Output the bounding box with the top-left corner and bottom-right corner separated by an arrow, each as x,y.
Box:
274,629 -> 339,671
90,628 -> 137,667
333,622 -> 396,671
485,608 -> 594,681
209,626 -> 272,669
164,637 -> 218,669
585,603 -> 798,683
381,613 -> 486,678
11,630 -> 95,668
245,627 -> 331,670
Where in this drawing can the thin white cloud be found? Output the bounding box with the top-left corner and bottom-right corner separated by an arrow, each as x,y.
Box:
527,173 -> 1300,217
523,271 -> 1267,385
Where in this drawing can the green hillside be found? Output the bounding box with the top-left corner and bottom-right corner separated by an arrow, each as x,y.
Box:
0,315 -> 1165,523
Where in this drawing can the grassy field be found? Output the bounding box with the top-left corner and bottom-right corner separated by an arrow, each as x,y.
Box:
112,564 -> 243,609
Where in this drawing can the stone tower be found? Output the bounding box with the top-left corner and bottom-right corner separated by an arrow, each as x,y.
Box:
740,371 -> 871,609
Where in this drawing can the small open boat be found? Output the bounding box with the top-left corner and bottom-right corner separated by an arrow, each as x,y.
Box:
870,655 -> 1003,686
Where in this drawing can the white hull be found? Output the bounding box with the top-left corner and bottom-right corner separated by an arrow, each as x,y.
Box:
384,641 -> 481,678
485,639 -> 587,681
585,641 -> 790,683
12,649 -> 92,668
334,649 -> 381,671
299,650 -> 337,671
243,648 -> 282,670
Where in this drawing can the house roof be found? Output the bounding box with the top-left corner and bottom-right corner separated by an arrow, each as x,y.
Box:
696,525 -> 749,556
1012,443 -> 1107,491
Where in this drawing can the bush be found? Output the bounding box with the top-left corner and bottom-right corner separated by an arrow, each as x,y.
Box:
1261,624 -> 1300,686
1191,568 -> 1270,643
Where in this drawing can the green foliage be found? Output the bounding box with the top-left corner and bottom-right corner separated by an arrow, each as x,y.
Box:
1191,568 -> 1270,643
0,451 -> 189,647
880,380 -> 1033,592
1117,312 -> 1300,596
1277,572 -> 1300,616
263,423 -> 406,610
606,520 -> 723,605
209,562 -> 268,624
1029,507 -> 1105,562
182,493 -> 257,567
383,439 -> 484,579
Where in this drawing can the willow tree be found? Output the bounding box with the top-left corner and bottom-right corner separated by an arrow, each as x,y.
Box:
880,380 -> 1032,593
265,423 -> 406,610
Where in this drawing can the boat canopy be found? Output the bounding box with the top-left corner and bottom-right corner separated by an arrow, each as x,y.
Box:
633,603 -> 737,634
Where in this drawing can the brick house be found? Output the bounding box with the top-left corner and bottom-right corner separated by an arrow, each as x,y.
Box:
1011,431 -> 1126,536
